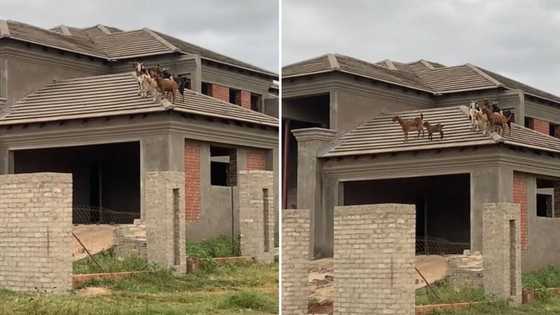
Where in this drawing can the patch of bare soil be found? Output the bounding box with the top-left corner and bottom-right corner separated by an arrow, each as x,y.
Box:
77,287 -> 112,297
307,256 -> 449,313
72,225 -> 116,261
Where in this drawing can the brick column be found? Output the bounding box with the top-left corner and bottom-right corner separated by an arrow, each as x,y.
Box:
482,202 -> 522,304
513,172 -> 528,251
292,128 -> 336,257
532,118 -> 550,135
0,173 -> 72,293
238,170 -> 274,263
334,204 -> 416,314
282,209 -> 311,314
211,84 -> 229,103
240,90 -> 251,109
145,171 -> 187,273
184,140 -> 201,222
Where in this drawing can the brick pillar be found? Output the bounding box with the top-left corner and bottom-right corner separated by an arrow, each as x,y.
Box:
238,170 -> 274,262
282,209 -> 311,314
513,172 -> 528,251
184,140 -> 201,222
532,118 -> 550,135
240,90 -> 251,109
482,203 -> 522,304
210,84 -> 229,103
145,171 -> 187,273
334,204 -> 416,314
246,148 -> 267,170
0,173 -> 72,293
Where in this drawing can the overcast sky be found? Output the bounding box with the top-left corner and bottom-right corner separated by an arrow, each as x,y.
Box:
283,0 -> 560,96
0,0 -> 279,72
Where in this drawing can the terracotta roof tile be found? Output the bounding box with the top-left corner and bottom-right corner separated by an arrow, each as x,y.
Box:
321,106 -> 560,157
0,72 -> 278,127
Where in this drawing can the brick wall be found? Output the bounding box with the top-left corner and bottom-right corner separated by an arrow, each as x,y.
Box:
246,149 -> 268,170
185,141 -> 201,222
482,203 -> 522,304
513,172 -> 528,251
334,204 -> 415,314
532,118 -> 550,135
0,173 -> 72,293
210,84 -> 229,103
238,170 -> 275,263
282,209 -> 310,314
145,171 -> 187,272
240,90 -> 251,109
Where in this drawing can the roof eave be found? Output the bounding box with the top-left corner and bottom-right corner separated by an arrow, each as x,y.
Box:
202,57 -> 277,78
2,36 -> 108,60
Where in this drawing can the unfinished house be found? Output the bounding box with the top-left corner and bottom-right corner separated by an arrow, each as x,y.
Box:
0,20 -> 278,246
283,54 -> 560,271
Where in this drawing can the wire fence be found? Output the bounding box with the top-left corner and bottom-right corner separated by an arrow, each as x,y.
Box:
416,236 -> 469,255
73,205 -> 140,225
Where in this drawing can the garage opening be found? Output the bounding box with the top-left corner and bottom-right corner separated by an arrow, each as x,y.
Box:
13,142 -> 140,224
343,174 -> 470,255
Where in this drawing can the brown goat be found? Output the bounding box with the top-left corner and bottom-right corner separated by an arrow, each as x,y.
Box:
392,113 -> 424,141
153,72 -> 179,104
481,107 -> 509,136
423,121 -> 444,141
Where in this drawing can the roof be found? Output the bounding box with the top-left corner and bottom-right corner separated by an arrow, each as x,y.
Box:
321,106 -> 560,158
0,20 -> 275,77
283,54 -> 560,104
0,72 -> 278,128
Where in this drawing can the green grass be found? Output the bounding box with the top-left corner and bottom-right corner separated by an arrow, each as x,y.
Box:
430,296 -> 560,314
523,265 -> 560,289
186,235 -> 240,259
416,281 -> 487,305
73,250 -> 156,274
0,262 -> 277,314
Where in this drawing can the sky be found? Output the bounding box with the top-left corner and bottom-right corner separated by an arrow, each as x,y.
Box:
0,0 -> 279,72
283,0 -> 560,96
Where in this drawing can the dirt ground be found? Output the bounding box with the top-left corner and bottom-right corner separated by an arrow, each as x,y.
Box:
308,255 -> 448,306
72,225 -> 115,261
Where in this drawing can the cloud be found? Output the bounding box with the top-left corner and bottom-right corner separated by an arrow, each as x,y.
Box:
283,0 -> 560,96
0,0 -> 278,72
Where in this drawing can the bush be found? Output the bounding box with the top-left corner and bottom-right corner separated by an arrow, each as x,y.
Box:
186,235 -> 240,272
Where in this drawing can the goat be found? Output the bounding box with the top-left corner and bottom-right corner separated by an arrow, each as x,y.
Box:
392,113 -> 424,141
423,121 -> 444,141
481,106 -> 509,136
134,62 -> 148,96
153,72 -> 179,104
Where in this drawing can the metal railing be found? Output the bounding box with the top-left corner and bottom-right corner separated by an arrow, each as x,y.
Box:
416,236 -> 469,255
73,205 -> 139,224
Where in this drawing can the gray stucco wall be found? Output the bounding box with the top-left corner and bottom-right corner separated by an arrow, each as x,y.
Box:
1,42 -> 109,106
524,174 -> 560,271
525,98 -> 560,125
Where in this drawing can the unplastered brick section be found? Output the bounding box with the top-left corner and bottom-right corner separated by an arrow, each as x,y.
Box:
238,170 -> 274,263
334,204 -> 416,315
513,172 -> 528,251
532,118 -> 550,135
145,171 -> 187,273
246,148 -> 268,170
482,203 -> 522,304
210,83 -> 229,103
0,173 -> 72,293
185,140 -> 201,222
282,209 -> 311,315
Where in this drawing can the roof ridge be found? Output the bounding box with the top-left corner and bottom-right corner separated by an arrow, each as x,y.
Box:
0,20 -> 9,37
466,64 -> 502,87
143,28 -> 179,52
327,53 -> 340,69
282,53 -> 332,68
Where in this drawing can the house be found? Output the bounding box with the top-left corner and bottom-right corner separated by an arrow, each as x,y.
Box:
283,53 -> 560,271
0,20 -> 278,243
